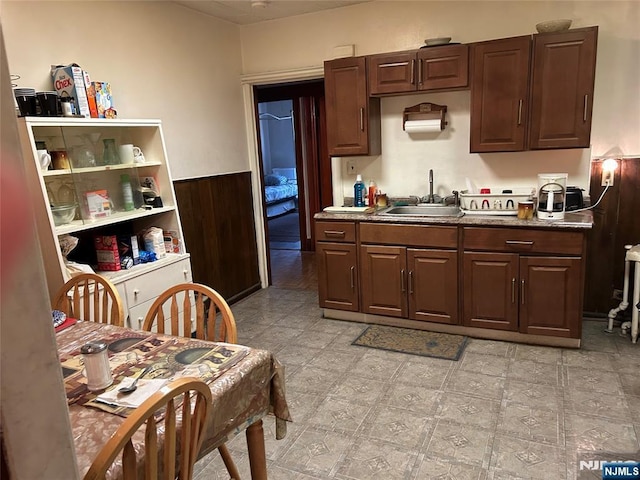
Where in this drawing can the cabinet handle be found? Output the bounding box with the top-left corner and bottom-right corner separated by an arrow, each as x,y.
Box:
324,230 -> 345,238
505,240 -> 534,246
418,59 -> 423,85
400,269 -> 406,293
517,99 -> 523,125
408,271 -> 413,294
521,279 -> 525,305
511,278 -> 516,303
133,289 -> 140,297
583,94 -> 588,122
410,59 -> 415,85
350,266 -> 355,290
360,108 -> 364,131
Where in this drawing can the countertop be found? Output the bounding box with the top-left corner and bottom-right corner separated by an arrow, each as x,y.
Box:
314,209 -> 594,230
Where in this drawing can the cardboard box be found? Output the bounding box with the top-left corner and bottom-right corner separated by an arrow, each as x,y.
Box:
82,70 -> 99,118
163,230 -> 181,254
94,235 -> 121,271
93,81 -> 116,118
118,234 -> 140,265
50,64 -> 91,118
84,190 -> 112,219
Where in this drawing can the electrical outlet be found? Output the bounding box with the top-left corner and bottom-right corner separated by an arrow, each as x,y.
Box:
346,159 -> 356,175
601,169 -> 614,187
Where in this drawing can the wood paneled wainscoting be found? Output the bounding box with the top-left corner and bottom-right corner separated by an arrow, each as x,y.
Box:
174,172 -> 261,304
585,157 -> 640,315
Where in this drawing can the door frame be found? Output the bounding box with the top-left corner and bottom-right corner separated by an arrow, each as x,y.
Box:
240,67 -> 326,288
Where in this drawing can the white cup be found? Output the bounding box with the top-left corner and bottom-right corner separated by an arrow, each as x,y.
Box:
118,144 -> 135,164
37,149 -> 51,170
132,145 -> 145,163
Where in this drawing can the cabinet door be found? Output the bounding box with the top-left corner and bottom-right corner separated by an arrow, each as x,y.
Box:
519,256 -> 582,337
360,245 -> 407,317
418,45 -> 469,91
368,52 -> 417,95
529,27 -> 598,149
408,249 -> 458,324
463,251 -> 519,330
324,57 -> 381,156
316,242 -> 359,311
470,36 -> 531,152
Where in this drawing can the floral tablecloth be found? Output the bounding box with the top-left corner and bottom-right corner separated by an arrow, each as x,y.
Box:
56,321 -> 291,478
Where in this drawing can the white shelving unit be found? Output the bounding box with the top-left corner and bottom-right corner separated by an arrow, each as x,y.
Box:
17,117 -> 193,327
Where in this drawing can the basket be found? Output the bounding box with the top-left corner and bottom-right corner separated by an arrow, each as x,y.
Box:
460,190 -> 533,215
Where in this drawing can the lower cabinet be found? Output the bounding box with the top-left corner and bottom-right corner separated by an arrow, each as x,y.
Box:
463,227 -> 584,338
360,245 -> 458,324
316,220 -> 359,311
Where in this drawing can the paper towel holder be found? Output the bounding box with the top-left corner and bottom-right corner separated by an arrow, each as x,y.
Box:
402,102 -> 447,132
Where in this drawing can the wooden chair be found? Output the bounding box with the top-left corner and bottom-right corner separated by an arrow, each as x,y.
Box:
52,273 -> 125,326
142,283 -> 239,479
83,377 -> 212,480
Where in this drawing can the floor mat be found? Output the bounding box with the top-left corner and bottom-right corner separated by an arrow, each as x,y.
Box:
352,324 -> 468,360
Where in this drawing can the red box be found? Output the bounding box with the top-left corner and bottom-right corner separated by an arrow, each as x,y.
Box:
94,235 -> 121,271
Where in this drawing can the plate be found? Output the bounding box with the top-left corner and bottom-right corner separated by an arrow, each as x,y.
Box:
108,337 -> 147,353
424,37 -> 451,46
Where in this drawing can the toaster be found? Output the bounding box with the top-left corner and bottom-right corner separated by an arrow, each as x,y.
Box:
565,186 -> 584,211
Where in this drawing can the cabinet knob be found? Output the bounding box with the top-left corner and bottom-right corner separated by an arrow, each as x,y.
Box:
137,317 -> 144,328
133,289 -> 140,297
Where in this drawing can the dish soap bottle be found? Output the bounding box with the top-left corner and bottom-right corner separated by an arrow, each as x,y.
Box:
354,174 -> 365,207
121,174 -> 135,211
368,179 -> 377,206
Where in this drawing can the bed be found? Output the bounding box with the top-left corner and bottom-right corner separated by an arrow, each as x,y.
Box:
264,167 -> 298,218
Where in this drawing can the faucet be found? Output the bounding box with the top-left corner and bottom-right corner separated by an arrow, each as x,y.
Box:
428,169 -> 435,203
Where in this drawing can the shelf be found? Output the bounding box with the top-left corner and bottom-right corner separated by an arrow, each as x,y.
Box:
42,161 -> 162,177
21,117 -> 162,127
55,206 -> 176,235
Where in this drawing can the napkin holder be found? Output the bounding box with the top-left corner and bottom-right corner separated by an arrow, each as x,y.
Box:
403,102 -> 447,132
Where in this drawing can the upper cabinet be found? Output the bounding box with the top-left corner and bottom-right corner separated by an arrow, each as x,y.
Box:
470,36 -> 532,153
368,45 -> 469,95
470,27 -> 598,153
529,27 -> 598,149
324,56 -> 381,156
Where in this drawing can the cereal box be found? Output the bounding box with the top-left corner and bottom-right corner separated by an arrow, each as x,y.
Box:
50,64 -> 91,118
94,235 -> 120,271
93,81 -> 116,118
82,70 -> 99,118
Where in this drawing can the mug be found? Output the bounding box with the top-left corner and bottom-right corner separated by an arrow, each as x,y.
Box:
133,146 -> 145,163
517,201 -> 535,220
118,144 -> 135,164
51,150 -> 70,170
37,149 -> 51,170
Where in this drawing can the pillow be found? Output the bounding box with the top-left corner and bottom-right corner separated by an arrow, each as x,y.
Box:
264,174 -> 288,186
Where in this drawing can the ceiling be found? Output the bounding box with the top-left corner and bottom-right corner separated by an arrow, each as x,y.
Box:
173,0 -> 369,25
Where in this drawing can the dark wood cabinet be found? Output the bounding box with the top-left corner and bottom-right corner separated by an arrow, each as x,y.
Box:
462,227 -> 584,338
359,223 -> 458,324
368,45 -> 469,95
324,56 -> 381,156
315,221 -> 358,311
470,36 -> 531,153
470,27 -> 598,153
529,27 -> 598,149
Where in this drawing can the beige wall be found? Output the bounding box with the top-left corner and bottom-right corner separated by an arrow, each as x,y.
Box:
1,0 -> 248,180
240,1 -> 640,202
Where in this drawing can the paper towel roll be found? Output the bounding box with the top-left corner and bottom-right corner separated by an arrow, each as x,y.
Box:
404,119 -> 442,133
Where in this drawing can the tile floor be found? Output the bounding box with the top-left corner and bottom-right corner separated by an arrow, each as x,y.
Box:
194,287 -> 640,479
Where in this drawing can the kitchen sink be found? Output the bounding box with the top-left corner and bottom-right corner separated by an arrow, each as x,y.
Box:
379,204 -> 463,217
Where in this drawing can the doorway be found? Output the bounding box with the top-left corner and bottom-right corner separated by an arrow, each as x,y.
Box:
254,80 -> 331,286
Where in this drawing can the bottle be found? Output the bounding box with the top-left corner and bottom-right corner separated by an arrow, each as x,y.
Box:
354,174 -> 365,207
368,180 -> 376,206
121,174 -> 135,211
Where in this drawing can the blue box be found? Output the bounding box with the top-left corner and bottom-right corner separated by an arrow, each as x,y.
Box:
602,462 -> 640,479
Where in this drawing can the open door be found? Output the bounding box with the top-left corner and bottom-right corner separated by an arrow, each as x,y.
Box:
254,80 -> 331,285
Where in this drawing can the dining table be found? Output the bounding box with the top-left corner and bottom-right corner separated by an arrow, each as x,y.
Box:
56,320 -> 291,479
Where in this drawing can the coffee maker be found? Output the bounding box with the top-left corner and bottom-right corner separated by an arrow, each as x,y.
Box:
537,173 -> 568,220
